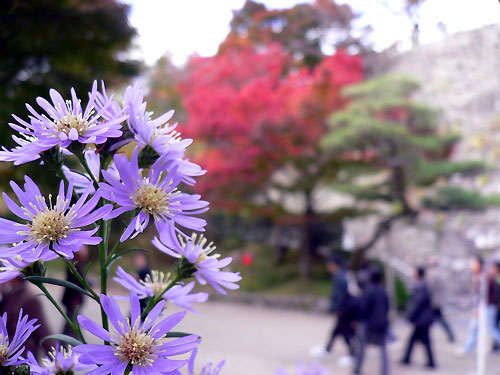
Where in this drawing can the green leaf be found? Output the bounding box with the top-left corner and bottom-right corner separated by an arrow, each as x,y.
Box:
24,276 -> 95,300
14,365 -> 30,375
423,186 -> 500,210
105,248 -> 153,267
166,331 -> 198,338
40,334 -> 82,347
83,262 -> 93,278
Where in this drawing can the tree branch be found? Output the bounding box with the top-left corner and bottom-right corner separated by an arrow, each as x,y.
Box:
350,209 -> 417,269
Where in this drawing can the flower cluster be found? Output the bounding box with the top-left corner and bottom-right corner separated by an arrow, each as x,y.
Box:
0,81 -> 239,374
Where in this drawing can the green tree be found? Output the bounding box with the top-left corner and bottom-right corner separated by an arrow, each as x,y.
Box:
223,0 -> 371,67
0,0 -> 140,188
321,75 -> 486,267
146,55 -> 186,123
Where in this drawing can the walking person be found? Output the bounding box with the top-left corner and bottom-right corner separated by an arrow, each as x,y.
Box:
400,267 -> 436,369
493,262 -> 500,352
353,268 -> 390,375
459,255 -> 500,355
427,256 -> 455,342
311,255 -> 357,361
485,262 -> 500,347
134,252 -> 152,312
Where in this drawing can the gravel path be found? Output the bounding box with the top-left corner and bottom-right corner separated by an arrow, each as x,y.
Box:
37,285 -> 500,375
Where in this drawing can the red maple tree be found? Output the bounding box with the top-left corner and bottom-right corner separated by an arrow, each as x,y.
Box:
179,44 -> 363,213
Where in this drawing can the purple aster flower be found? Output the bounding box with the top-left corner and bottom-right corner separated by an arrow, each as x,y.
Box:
74,292 -> 200,375
94,81 -> 124,125
98,147 -> 209,242
114,266 -> 208,312
0,133 -> 47,165
121,84 -> 205,185
0,176 -> 112,259
0,309 -> 40,367
27,344 -> 96,375
63,149 -> 119,194
153,225 -> 241,295
0,256 -> 24,284
0,250 -> 56,284
188,348 -> 225,375
123,84 -> 192,156
94,81 -> 134,154
0,81 -> 126,165
153,152 -> 206,188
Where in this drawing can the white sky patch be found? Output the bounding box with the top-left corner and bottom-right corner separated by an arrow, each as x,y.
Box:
124,0 -> 500,66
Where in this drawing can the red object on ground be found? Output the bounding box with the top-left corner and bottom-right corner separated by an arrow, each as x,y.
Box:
241,253 -> 254,267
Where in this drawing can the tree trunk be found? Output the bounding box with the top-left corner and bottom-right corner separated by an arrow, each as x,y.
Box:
350,149 -> 417,269
383,231 -> 397,317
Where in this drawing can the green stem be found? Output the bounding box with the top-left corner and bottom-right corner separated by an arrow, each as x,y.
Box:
33,282 -> 86,343
124,363 -> 133,375
105,212 -> 140,264
79,149 -> 111,341
77,153 -> 99,191
59,256 -> 100,302
56,165 -> 70,186
76,149 -> 112,342
107,240 -> 122,259
55,165 -> 80,201
98,219 -> 110,341
141,273 -> 183,319
100,154 -> 113,175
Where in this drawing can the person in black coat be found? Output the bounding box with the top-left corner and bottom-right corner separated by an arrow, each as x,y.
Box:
323,254 -> 357,357
353,268 -> 390,375
134,253 -> 152,312
400,267 -> 436,368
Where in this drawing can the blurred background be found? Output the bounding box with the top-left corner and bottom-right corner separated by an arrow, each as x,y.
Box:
1,0 -> 500,374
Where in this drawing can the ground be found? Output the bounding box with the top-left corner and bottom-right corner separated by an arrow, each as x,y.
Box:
36,284 -> 500,375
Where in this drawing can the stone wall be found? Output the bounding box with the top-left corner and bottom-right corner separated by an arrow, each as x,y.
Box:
371,23 -> 500,151
347,24 -> 500,304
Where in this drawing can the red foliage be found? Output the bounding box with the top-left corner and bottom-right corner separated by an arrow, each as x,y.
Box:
178,45 -> 362,208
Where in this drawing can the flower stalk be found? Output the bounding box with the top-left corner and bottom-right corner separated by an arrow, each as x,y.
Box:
0,81 -> 238,374
33,282 -> 85,343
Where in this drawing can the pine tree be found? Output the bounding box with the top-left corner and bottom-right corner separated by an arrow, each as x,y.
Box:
321,75 -> 486,266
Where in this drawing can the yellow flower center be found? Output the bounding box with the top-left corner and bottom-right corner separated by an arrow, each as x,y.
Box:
132,183 -> 175,216
29,208 -> 72,244
53,113 -> 90,136
42,345 -> 75,372
197,251 -> 209,263
179,233 -> 218,264
0,336 -> 9,365
140,270 -> 170,296
15,195 -> 77,246
115,329 -> 155,366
